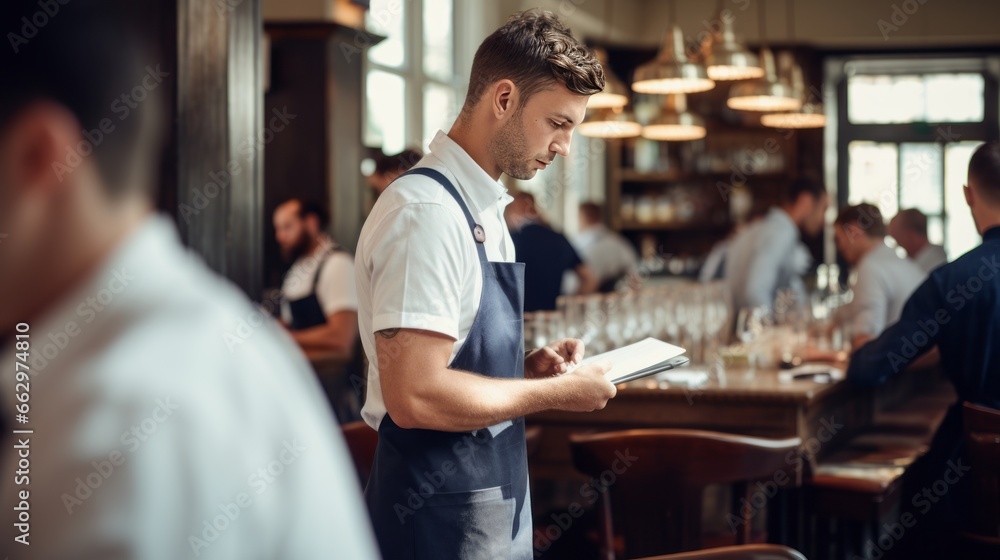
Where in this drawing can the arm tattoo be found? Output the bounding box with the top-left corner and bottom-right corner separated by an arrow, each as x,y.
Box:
377,328 -> 401,339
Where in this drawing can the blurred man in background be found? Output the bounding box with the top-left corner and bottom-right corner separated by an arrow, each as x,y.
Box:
724,177 -> 827,312
833,204 -> 925,348
0,2 -> 377,558
848,141 -> 1000,559
273,198 -> 357,355
506,191 -> 598,311
573,201 -> 638,292
889,208 -> 948,272
365,148 -> 422,195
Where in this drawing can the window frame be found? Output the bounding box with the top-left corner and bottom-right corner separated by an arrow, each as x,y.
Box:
363,0 -> 471,154
827,53 -> 1000,262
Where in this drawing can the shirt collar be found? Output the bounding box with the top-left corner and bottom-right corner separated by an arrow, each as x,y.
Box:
768,207 -> 797,232
984,225 -> 1000,241
428,130 -> 509,214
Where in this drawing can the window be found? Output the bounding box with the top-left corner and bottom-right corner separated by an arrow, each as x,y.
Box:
364,0 -> 467,155
835,57 -> 999,259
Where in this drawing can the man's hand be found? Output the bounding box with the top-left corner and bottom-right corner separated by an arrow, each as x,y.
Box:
555,359 -> 616,412
525,338 -> 585,378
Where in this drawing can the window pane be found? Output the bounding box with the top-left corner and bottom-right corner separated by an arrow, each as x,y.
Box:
848,73 -> 985,124
423,0 -> 454,80
849,141 -> 899,220
927,215 -> 944,246
899,143 -> 943,215
367,0 -> 406,68
926,74 -> 984,123
366,70 -> 407,154
848,75 -> 923,124
944,142 -> 981,258
423,83 -> 457,149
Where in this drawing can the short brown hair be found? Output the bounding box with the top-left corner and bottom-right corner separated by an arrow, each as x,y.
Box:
464,10 -> 605,111
893,208 -> 928,236
580,201 -> 602,224
373,149 -> 422,176
968,141 -> 1000,205
836,203 -> 886,238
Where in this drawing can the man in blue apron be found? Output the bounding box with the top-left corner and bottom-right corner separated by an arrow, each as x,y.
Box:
355,10 -> 617,559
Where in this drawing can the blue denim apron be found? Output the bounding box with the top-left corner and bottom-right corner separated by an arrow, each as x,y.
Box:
364,168 -> 532,559
286,251 -> 334,330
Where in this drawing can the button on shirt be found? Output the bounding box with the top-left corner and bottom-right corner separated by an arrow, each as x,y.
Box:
840,242 -> 926,339
279,234 -> 358,324
356,130 -> 515,430
724,208 -> 811,311
913,243 -> 948,273
848,226 -> 1000,409
0,216 -> 378,560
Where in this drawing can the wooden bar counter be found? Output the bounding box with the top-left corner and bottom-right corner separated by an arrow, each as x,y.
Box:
527,362 -> 941,483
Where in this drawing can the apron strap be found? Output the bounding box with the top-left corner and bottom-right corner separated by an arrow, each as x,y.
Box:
401,168 -> 489,264
310,250 -> 334,291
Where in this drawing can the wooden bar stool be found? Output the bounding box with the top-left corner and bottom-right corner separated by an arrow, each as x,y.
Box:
637,544 -> 806,560
959,402 -> 1000,555
569,429 -> 803,559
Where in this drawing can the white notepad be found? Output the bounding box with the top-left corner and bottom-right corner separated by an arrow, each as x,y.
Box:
571,337 -> 688,384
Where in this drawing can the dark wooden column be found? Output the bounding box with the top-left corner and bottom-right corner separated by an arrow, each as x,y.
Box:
172,0 -> 264,299
261,23 -> 381,288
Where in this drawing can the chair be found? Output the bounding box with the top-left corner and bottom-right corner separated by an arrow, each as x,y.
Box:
341,420 -> 378,487
569,429 -> 802,559
961,402 -> 1000,551
637,544 -> 806,560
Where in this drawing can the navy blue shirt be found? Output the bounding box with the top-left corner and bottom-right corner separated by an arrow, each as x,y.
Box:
847,226 -> 1000,409
511,222 -> 583,312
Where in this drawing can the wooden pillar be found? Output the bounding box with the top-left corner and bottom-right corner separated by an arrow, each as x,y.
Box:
173,0 -> 264,299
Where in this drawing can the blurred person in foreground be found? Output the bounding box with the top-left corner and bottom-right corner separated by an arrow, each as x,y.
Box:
273,198 -> 357,355
847,141 -> 1000,557
365,148 -> 422,195
573,201 -> 638,292
356,10 -> 616,558
0,2 -> 378,558
889,208 -> 949,273
505,191 -> 598,311
833,204 -> 925,348
724,177 -> 828,312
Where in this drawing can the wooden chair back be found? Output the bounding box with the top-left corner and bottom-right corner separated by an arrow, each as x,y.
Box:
570,429 -> 802,559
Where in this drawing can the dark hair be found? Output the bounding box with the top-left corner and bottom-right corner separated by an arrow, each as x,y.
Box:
463,10 -> 605,112
968,141 -> 1000,205
579,201 -> 602,224
373,149 -> 423,176
893,208 -> 928,236
836,203 -> 886,238
278,198 -> 329,230
783,176 -> 826,205
0,0 -> 162,198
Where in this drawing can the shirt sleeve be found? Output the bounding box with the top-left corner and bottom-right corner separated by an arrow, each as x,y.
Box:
744,224 -> 798,308
847,275 -> 943,386
316,253 -> 358,316
368,203 -> 472,339
849,262 -> 890,338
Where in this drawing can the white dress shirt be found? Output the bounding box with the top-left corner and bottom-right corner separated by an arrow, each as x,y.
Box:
572,224 -> 639,287
842,242 -> 926,338
279,234 -> 358,324
0,216 -> 378,560
356,130 -> 515,430
912,243 -> 948,273
724,208 -> 811,311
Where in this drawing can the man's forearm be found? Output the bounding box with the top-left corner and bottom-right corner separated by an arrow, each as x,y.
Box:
386,367 -> 569,432
291,324 -> 352,352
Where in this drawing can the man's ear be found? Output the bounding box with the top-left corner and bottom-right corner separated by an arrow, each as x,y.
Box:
491,80 -> 517,120
4,102 -> 82,197
964,183 -> 975,210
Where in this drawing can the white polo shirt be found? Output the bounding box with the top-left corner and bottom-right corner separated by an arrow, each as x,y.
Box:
356,130 -> 515,430
279,234 -> 358,324
842,242 -> 926,338
0,215 -> 378,559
